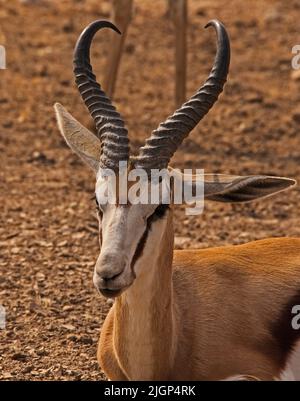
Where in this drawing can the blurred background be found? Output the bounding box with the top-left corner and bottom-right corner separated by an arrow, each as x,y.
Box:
0,0 -> 300,380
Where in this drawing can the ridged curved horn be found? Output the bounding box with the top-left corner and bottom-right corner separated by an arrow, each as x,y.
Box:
73,20 -> 129,170
135,20 -> 230,170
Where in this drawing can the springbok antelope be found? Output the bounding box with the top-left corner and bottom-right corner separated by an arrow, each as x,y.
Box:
105,0 -> 187,106
55,20 -> 300,381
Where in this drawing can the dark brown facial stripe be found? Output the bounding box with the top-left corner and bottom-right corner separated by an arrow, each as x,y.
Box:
151,204 -> 169,220
131,205 -> 169,269
271,289 -> 300,369
131,226 -> 149,270
98,221 -> 103,246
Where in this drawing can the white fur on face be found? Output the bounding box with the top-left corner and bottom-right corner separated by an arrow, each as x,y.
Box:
94,175 -> 162,293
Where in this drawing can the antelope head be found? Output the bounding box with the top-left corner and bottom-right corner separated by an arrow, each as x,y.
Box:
55,20 -> 295,298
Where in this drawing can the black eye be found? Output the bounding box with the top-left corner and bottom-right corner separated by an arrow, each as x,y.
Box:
147,204 -> 169,227
94,197 -> 103,215
154,204 -> 169,218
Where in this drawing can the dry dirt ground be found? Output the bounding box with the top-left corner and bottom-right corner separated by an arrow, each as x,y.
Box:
1,0 -> 300,380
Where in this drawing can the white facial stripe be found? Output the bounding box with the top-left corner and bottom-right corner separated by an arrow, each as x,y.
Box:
94,175 -> 169,293
100,205 -> 129,257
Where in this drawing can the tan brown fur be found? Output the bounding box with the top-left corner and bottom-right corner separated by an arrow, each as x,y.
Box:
98,209 -> 300,380
54,36 -> 299,381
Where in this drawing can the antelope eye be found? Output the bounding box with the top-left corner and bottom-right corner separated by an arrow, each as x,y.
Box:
154,204 -> 169,217
95,197 -> 103,215
147,204 -> 169,223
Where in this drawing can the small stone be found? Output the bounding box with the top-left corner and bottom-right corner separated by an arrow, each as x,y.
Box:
66,334 -> 78,341
174,236 -> 190,248
78,335 -> 93,345
36,348 -> 48,356
36,272 -> 45,282
72,232 -> 85,240
2,372 -> 13,379
61,324 -> 76,331
38,368 -> 50,376
12,352 -> 28,361
106,298 -> 114,307
30,370 -> 41,376
62,305 -> 74,311
57,240 -> 68,247
22,365 -> 33,373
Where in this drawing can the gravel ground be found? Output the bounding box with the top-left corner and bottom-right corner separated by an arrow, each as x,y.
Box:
1,0 -> 300,380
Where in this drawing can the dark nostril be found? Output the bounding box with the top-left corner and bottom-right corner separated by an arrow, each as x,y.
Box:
96,259 -> 127,283
101,271 -> 121,281
99,267 -> 125,282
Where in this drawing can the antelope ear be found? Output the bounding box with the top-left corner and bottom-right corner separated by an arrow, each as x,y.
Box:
204,174 -> 296,203
54,103 -> 100,172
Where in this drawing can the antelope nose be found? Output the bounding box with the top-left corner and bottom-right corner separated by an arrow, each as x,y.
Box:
94,254 -> 126,288
97,270 -> 122,283
93,269 -> 124,295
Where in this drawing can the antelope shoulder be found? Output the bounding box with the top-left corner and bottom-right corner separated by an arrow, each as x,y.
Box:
171,237 -> 300,380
